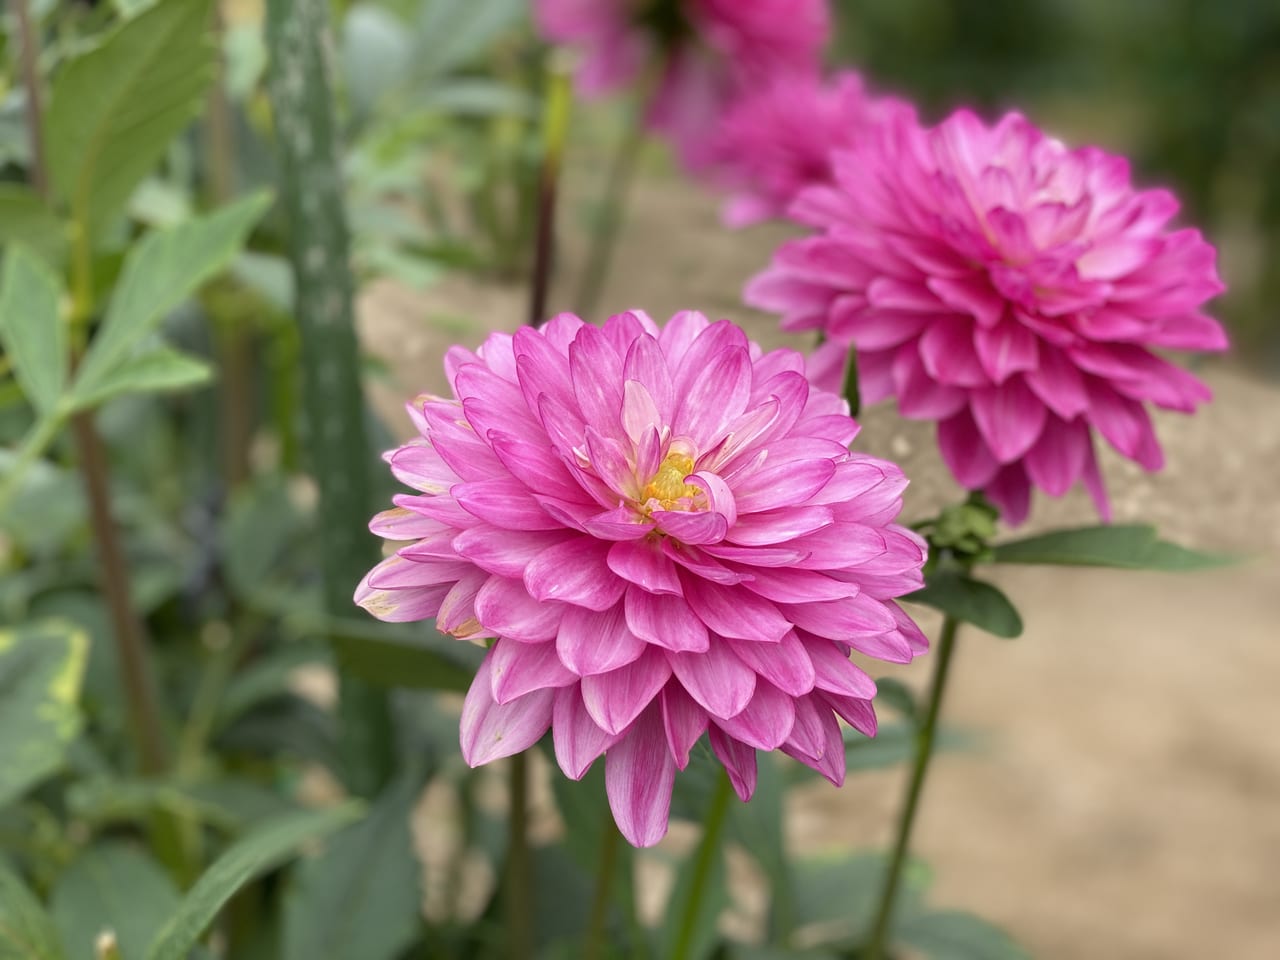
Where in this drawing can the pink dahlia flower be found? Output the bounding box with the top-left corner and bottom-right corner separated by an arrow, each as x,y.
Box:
708,71 -> 907,228
746,108 -> 1227,523
534,0 -> 830,167
356,310 -> 927,846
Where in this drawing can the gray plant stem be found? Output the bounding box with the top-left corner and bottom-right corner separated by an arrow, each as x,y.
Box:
266,0 -> 393,797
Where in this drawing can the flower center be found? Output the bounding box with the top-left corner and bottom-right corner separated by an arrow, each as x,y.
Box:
641,451 -> 700,512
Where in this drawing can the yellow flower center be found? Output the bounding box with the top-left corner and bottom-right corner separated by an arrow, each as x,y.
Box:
641,451 -> 700,512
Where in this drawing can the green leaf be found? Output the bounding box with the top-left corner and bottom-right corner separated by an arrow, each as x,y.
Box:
895,910 -> 1030,960
0,245 -> 66,416
73,193 -> 270,399
791,852 -> 930,944
50,842 -> 180,960
46,0 -> 217,239
0,621 -> 89,809
0,861 -> 64,960
282,774 -> 422,960
991,523 -> 1232,571
906,571 -> 1024,638
64,345 -> 212,412
0,184 -> 67,267
730,948 -> 840,960
413,0 -> 525,79
330,630 -> 482,694
144,804 -> 363,960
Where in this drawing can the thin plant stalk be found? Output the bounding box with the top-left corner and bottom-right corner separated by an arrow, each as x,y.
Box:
863,614 -> 962,959
528,51 -> 574,326
582,810 -> 622,960
14,0 -> 168,775
670,768 -> 735,960
505,752 -> 532,960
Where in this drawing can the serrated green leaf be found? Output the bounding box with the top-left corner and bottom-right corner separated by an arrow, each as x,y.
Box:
50,842 -> 180,960
144,804 -> 363,960
0,861 -> 64,960
896,910 -> 1031,960
46,0 -> 217,239
65,345 -> 211,412
0,245 -> 66,416
906,572 -> 1023,638
0,621 -> 89,809
0,184 -> 67,267
282,775 -> 423,960
73,193 -> 270,399
991,523 -> 1232,571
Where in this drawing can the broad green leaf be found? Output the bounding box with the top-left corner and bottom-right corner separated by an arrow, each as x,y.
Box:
50,842 -> 180,960
282,775 -> 423,960
414,0 -> 525,79
991,523 -> 1231,571
144,804 -> 362,960
0,861 -> 64,960
342,4 -> 414,117
0,451 -> 84,553
46,0 -> 217,239
906,571 -> 1023,638
0,621 -> 89,809
792,852 -> 930,944
65,777 -> 245,835
330,630 -> 482,693
0,184 -> 67,266
0,245 -> 66,416
64,345 -> 212,412
895,910 -> 1030,960
73,193 -> 270,398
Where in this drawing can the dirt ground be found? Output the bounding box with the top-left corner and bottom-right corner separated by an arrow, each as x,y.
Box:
357,170 -> 1280,959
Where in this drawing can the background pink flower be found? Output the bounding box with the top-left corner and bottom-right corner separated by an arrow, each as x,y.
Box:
746,107 -> 1227,523
534,0 -> 830,167
707,71 -> 907,227
357,310 -> 927,846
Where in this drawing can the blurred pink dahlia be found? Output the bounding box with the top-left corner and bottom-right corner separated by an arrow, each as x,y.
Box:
356,310 -> 927,846
746,108 -> 1227,523
708,71 -> 906,227
534,0 -> 830,167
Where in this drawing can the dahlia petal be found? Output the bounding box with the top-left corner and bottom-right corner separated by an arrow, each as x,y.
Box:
819,690 -> 878,737
454,478 -> 560,530
622,334 -> 675,424
725,630 -> 815,697
607,540 -> 682,595
652,508 -> 728,545
1024,417 -> 1089,496
366,554 -> 472,590
581,506 -> 654,541
459,655 -> 554,766
435,571 -> 488,638
474,575 -> 563,642
1148,312 -> 1228,351
918,317 -> 988,387
682,579 -> 792,643
782,698 -> 845,785
717,679 -> 795,751
970,379 -> 1048,462
1023,346 -> 1090,420
557,604 -> 646,676
974,317 -> 1040,383
892,344 -> 968,419
733,457 -> 837,513
804,636 -> 878,699
675,345 -> 752,448
925,275 -> 1007,327
984,464 -> 1034,525
660,683 -> 709,769
553,684 -> 619,780
1085,380 -> 1164,469
353,577 -> 449,623
490,638 -> 577,704
486,433 -> 581,500
620,379 -> 664,448
387,443 -> 456,494
452,527 -> 569,578
605,703 -> 676,847
569,324 -> 625,437
739,566 -> 858,604
708,726 -> 758,802
421,402 -> 505,480
725,506 -> 834,545
688,471 -> 738,527
525,538 -> 625,610
624,586 -> 710,653
668,644 -> 756,720
581,646 -> 673,736
369,506 -> 446,541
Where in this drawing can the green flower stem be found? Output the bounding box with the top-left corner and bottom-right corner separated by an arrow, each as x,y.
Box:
529,51 -> 574,326
671,768 -> 735,960
506,751 -> 533,960
583,809 -> 623,960
864,614 -> 962,960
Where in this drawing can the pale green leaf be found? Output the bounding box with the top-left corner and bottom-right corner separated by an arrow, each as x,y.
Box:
0,861 -> 64,960
896,910 -> 1031,960
65,345 -> 212,412
47,0 -> 217,238
73,193 -> 270,399
144,804 -> 363,960
51,842 -> 180,960
906,571 -> 1024,638
991,523 -> 1232,571
0,184 -> 66,267
0,245 -> 66,416
282,775 -> 423,960
0,620 -> 89,809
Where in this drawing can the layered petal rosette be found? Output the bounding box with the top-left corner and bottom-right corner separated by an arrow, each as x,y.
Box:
534,0 -> 830,167
747,108 -> 1227,523
356,310 -> 927,846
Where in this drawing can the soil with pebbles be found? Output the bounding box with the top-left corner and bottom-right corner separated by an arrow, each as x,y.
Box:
357,170 -> 1280,960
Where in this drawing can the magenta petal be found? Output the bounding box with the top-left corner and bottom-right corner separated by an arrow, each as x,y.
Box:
557,603 -> 646,676
459,654 -> 554,766
580,646 -> 673,736
970,378 -> 1048,462
937,411 -> 1001,489
605,703 -> 677,847
820,691 -> 878,738
1085,380 -> 1164,469
917,317 -> 987,387
553,684 -> 619,780
726,631 -> 816,696
985,464 -> 1033,525
660,683 -> 708,769
624,586 -> 710,653
804,637 -> 878,699
1024,416 -> 1089,496
489,638 -> 577,704
682,579 -> 791,642
782,700 -> 846,786
651,509 -> 728,545
974,317 -> 1039,383
474,575 -> 562,642
708,726 -> 758,802
607,539 -> 683,595
667,643 -> 756,719
725,506 -> 834,545
453,478 -> 560,530
525,538 -> 626,610
451,527 -> 569,579
716,679 -> 795,751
